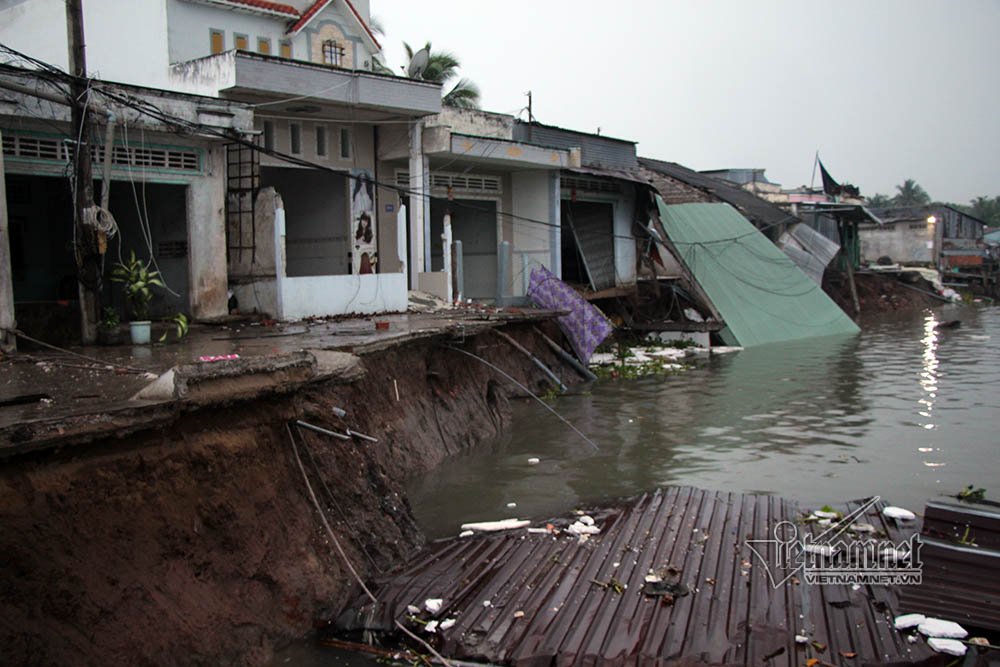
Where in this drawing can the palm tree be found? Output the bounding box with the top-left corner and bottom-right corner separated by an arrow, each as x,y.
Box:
969,195 -> 1000,225
865,193 -> 892,208
892,179 -> 931,207
403,41 -> 481,109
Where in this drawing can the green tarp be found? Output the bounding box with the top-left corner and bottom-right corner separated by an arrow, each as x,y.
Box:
657,199 -> 859,347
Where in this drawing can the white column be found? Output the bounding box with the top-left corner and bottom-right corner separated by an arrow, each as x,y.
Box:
408,122 -> 424,287
396,202 -> 407,278
273,193 -> 286,320
186,144 -> 228,319
442,211 -> 453,303
0,129 -> 15,352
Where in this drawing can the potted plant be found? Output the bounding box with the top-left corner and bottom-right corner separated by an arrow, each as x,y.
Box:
97,306 -> 122,345
111,251 -> 165,344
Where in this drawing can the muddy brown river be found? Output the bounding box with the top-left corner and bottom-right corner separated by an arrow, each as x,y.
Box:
408,303 -> 999,539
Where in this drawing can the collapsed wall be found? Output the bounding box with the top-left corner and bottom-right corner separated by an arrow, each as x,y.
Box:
0,324 -> 575,666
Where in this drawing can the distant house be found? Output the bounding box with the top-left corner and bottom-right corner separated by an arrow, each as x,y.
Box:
862,205 -> 987,269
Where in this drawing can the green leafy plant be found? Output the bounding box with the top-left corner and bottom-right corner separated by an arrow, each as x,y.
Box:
158,312 -> 189,343
111,251 -> 165,321
958,485 -> 986,502
99,306 -> 119,330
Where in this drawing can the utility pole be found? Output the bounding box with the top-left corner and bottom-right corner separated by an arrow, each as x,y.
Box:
66,0 -> 99,344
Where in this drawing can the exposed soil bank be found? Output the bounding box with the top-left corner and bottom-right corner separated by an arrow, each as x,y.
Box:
0,323 -> 578,666
823,270 -> 942,315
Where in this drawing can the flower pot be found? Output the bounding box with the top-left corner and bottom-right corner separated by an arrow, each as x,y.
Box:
129,320 -> 152,345
97,326 -> 122,346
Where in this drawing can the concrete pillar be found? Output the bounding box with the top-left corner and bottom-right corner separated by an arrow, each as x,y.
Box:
549,170 -> 561,278
408,123 -> 424,287
442,211 -> 453,303
0,130 -> 15,352
396,202 -> 407,278
274,194 -> 286,320
186,144 -> 228,319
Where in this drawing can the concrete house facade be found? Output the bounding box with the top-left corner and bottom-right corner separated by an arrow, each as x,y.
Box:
376,109 -> 576,304
1,0 -> 442,320
0,70 -> 253,343
862,205 -> 987,269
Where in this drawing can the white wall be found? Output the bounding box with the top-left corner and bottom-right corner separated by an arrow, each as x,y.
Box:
614,186 -> 638,286
279,273 -> 406,318
511,171 -> 553,296
0,0 -> 171,88
166,0 -> 288,64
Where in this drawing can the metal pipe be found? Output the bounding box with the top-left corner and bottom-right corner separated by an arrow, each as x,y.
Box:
532,326 -> 598,382
295,419 -> 350,440
494,329 -> 566,393
347,429 -> 378,443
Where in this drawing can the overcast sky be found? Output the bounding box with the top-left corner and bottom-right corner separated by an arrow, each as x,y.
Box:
374,0 -> 999,203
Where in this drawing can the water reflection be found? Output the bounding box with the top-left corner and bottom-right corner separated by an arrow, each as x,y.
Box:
408,305 -> 1000,539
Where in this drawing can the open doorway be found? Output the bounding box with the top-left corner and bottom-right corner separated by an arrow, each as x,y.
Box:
430,198 -> 498,299
560,200 -> 615,290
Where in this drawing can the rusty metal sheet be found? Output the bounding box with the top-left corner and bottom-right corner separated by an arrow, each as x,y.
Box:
337,487 -> 941,665
899,500 -> 1000,632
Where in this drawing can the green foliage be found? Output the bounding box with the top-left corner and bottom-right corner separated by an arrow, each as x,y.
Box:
99,306 -> 119,330
403,41 -> 481,109
158,312 -> 189,343
110,250 -> 165,321
958,484 -> 986,502
865,193 -> 893,208
893,179 -> 931,207
968,196 -> 1000,226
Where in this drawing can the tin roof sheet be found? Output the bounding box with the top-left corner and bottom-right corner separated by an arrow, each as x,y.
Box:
656,201 -> 859,347
337,487 -> 936,665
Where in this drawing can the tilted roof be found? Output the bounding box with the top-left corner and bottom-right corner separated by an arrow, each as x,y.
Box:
657,200 -> 859,347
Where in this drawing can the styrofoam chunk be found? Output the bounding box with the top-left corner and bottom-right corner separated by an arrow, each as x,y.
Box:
918,617 -> 967,639
926,637 -> 967,656
439,618 -> 456,631
883,506 -> 916,520
424,598 -> 443,613
894,613 -> 925,630
461,518 -> 531,532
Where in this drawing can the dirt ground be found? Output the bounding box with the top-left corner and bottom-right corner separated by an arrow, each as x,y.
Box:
823,271 -> 942,315
0,323 -> 579,666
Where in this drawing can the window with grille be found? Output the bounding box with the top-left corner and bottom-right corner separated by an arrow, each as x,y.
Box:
2,133 -> 200,172
279,40 -> 291,59
322,40 -> 345,66
257,37 -> 271,55
395,170 -> 502,194
234,34 -> 248,50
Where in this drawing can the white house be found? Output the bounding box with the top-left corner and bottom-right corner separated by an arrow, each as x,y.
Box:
1,0 -> 442,320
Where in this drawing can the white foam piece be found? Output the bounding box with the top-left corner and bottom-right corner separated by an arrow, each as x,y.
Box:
926,637 -> 967,656
883,506 -> 916,520
461,518 -> 531,532
918,617 -> 967,639
894,613 -> 925,630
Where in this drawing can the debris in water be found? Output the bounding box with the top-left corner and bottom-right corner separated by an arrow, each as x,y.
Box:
513,610 -> 525,619
198,354 -> 239,362
567,521 -> 600,535
527,457 -> 540,465
883,506 -> 916,521
458,530 -> 474,538
424,599 -> 443,613
579,515 -> 595,526
406,605 -> 420,615
439,618 -> 456,631
794,634 -> 809,644
461,518 -> 531,532
424,620 -> 439,633
506,502 -> 517,508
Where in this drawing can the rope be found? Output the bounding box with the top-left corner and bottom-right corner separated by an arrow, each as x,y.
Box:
285,423 -> 377,603
443,345 -> 599,451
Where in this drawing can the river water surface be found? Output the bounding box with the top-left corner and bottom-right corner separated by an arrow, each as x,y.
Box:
408,304 -> 999,539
